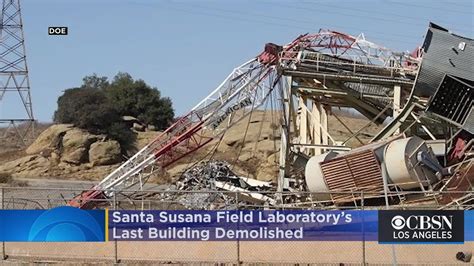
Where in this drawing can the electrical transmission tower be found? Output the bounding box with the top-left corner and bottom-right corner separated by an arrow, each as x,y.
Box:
0,0 -> 34,146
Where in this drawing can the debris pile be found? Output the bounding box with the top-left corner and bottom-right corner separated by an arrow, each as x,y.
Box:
177,160 -> 236,191
160,160 -> 275,209
177,160 -> 272,192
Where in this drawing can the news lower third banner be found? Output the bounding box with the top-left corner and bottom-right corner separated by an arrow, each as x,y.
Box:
0,207 -> 473,243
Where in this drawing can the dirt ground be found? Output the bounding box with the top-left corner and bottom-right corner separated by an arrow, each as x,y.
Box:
4,241 -> 472,264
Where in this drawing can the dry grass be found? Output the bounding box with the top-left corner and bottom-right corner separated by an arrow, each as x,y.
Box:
0,172 -> 28,186
0,172 -> 12,183
0,122 -> 51,164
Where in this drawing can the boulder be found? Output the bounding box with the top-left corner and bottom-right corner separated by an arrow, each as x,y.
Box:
147,125 -> 157,131
216,142 -> 231,153
244,139 -> 277,154
62,148 -> 88,165
122,116 -> 139,123
89,140 -> 121,166
133,122 -> 145,132
0,155 -> 38,171
266,152 -> 279,165
60,128 -> 99,164
136,131 -> 160,150
238,152 -> 254,162
50,152 -> 60,164
255,162 -> 278,182
0,155 -> 50,178
26,124 -> 73,155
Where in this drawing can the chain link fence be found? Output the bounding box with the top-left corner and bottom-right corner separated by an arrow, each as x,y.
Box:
0,186 -> 472,264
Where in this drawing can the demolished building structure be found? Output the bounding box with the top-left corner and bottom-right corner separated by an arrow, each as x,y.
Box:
69,23 -> 473,210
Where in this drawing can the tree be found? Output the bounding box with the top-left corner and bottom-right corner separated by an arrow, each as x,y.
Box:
53,87 -> 135,151
53,72 -> 175,153
81,73 -> 109,90
53,88 -> 111,127
106,72 -> 175,130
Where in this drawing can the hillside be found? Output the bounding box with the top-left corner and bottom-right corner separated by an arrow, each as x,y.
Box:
0,112 -> 383,185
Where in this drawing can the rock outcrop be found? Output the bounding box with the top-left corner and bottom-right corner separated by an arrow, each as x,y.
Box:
89,140 -> 121,166
1,111 -> 286,182
60,128 -> 101,164
0,155 -> 50,178
1,124 -> 125,178
25,124 -> 73,155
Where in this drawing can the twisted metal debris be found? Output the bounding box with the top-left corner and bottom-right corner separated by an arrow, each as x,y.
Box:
160,160 -> 272,209
177,160 -> 237,191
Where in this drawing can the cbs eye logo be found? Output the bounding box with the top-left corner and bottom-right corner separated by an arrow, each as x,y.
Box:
28,207 -> 104,242
391,215 -> 405,230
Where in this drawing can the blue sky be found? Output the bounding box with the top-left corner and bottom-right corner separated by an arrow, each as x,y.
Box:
5,0 -> 473,122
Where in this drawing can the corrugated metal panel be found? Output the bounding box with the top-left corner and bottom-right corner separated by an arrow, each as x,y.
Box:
320,150 -> 383,202
414,23 -> 474,97
463,107 -> 474,134
427,75 -> 474,126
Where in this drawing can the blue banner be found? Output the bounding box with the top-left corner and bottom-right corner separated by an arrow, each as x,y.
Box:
0,207 -> 473,242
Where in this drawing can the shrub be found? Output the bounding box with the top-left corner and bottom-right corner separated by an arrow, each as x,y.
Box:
0,172 -> 12,183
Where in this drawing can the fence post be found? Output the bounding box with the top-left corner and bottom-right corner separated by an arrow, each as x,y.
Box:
361,191 -> 365,266
2,187 -> 6,260
113,190 -> 119,264
235,191 -> 241,265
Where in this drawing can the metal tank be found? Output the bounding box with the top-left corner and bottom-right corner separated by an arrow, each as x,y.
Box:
304,151 -> 339,201
384,136 -> 439,189
304,136 -> 444,202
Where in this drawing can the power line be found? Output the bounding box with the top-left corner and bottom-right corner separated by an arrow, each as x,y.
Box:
416,0 -> 474,9
129,1 -> 314,32
299,0 -> 473,30
280,1 -> 431,28
188,2 -> 421,38
128,1 -> 423,42
171,2 -> 425,45
388,0 -> 474,15
126,0 -> 434,49
265,1 -> 472,34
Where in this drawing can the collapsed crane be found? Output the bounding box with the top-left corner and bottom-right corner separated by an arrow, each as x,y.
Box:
68,53 -> 281,208
69,30 -> 418,209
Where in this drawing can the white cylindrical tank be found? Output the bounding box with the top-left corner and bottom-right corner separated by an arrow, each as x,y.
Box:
384,136 -> 438,189
304,151 -> 339,201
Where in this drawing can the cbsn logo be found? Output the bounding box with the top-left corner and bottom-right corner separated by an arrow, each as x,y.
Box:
379,210 -> 464,243
391,214 -> 453,240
